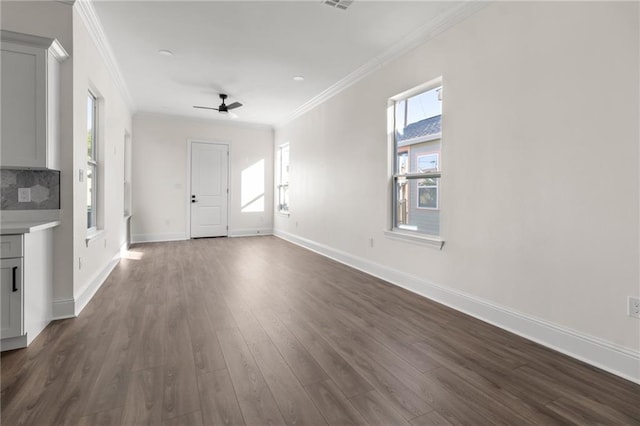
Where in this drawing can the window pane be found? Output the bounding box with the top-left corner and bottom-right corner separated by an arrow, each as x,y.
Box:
417,153 -> 439,173
87,94 -> 95,161
395,177 -> 440,235
418,186 -> 438,209
87,164 -> 96,229
279,185 -> 289,212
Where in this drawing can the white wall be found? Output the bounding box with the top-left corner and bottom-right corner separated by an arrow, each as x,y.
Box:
132,114 -> 274,241
72,6 -> 132,310
275,1 -> 640,379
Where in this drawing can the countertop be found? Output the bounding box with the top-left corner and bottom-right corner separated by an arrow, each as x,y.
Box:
1,220 -> 61,234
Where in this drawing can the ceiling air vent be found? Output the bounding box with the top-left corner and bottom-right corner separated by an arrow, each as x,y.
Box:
323,0 -> 354,11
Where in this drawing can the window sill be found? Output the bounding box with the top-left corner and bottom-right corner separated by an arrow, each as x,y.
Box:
384,229 -> 444,249
86,229 -> 105,247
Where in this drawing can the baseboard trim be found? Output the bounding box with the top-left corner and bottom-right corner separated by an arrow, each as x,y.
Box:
51,252 -> 121,320
0,334 -> 27,351
132,232 -> 187,243
274,229 -> 640,384
52,298 -> 75,320
74,254 -> 120,316
229,228 -> 273,237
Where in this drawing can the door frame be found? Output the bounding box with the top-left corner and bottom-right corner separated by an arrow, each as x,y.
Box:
186,139 -> 231,239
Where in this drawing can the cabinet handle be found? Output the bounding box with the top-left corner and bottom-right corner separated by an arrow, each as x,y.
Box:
12,266 -> 18,292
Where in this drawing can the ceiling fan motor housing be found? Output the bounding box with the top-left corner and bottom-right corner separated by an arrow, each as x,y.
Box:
219,94 -> 229,112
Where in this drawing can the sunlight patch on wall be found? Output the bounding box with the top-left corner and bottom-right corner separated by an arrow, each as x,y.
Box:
241,159 -> 265,213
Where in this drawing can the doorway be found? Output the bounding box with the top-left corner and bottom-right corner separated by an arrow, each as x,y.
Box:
189,141 -> 229,238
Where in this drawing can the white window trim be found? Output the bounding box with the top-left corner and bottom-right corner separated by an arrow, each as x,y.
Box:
388,76 -> 444,244
277,143 -> 290,215
87,90 -> 99,234
383,229 -> 444,249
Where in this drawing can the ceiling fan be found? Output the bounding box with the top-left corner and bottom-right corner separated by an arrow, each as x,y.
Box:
193,94 -> 242,115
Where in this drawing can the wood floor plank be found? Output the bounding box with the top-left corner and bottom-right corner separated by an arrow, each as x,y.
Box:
197,369 -> 246,426
278,312 -> 374,398
2,236 -> 638,426
121,366 -> 165,425
77,407 -> 124,426
161,411 -> 204,426
162,297 -> 201,420
163,363 -> 201,420
410,410 -> 454,426
545,394 -> 640,425
253,308 -> 329,386
132,303 -> 166,372
304,314 -> 433,419
349,390 -> 411,426
216,328 -> 285,426
83,323 -> 136,415
246,337 -> 328,425
420,367 -> 536,426
304,379 -> 368,425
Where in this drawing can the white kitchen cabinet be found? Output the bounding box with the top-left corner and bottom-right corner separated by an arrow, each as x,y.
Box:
1,235 -> 23,341
0,30 -> 68,169
1,257 -> 23,340
0,227 -> 55,351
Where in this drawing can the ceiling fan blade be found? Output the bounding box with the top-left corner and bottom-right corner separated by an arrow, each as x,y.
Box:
193,106 -> 219,110
226,102 -> 242,110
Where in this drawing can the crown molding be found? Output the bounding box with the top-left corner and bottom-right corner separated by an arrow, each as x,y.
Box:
276,0 -> 489,128
1,30 -> 69,62
74,0 -> 135,111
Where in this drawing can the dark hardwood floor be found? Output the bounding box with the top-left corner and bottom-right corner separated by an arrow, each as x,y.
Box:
2,236 -> 639,425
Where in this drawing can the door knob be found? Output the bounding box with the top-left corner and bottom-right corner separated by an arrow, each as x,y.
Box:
191,199 -> 197,203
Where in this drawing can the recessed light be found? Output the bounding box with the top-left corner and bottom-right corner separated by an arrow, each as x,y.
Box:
158,49 -> 173,56
293,76 -> 305,81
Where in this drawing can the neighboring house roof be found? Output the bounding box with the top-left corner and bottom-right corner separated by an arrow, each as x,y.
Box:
397,114 -> 441,144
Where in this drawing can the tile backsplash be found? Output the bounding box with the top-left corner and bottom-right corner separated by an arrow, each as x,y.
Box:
1,169 -> 60,210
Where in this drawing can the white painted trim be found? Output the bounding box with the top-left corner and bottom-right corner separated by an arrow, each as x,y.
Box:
0,334 -> 27,351
132,232 -> 188,244
0,30 -> 68,62
276,1 -> 487,128
229,228 -> 273,237
383,229 -> 444,249
74,0 -> 135,110
74,253 -> 120,316
52,298 -> 75,320
186,139 -> 231,239
274,229 -> 640,384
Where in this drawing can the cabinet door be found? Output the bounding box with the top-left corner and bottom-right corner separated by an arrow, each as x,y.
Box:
0,258 -> 23,339
0,41 -> 46,168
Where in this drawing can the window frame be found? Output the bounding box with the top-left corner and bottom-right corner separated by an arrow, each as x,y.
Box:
277,143 -> 290,215
387,77 -> 444,247
87,90 -> 99,233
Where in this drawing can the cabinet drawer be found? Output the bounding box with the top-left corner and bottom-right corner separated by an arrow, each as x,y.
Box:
0,235 -> 23,258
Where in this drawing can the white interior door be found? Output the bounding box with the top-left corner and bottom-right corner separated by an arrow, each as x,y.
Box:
190,142 -> 228,238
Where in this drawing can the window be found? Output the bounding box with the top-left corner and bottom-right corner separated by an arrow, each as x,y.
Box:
277,143 -> 290,214
87,91 -> 98,231
391,80 -> 442,237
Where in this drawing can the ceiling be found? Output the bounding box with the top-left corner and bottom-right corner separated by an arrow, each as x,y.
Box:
90,0 -> 471,126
